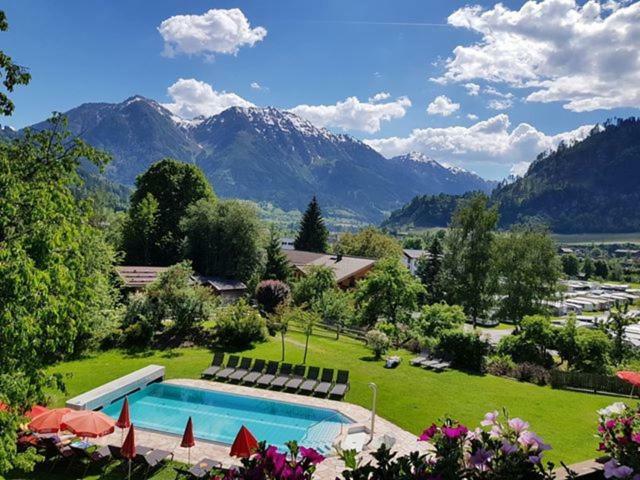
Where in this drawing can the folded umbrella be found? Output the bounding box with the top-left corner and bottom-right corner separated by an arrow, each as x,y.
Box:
230,425 -> 258,459
181,416 -> 196,465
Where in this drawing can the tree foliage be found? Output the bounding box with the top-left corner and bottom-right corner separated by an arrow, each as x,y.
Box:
255,280 -> 291,314
410,303 -> 466,340
416,236 -> 444,304
263,226 -> 291,281
294,196 -> 328,253
442,193 -> 498,327
561,254 -> 580,277
292,265 -> 335,307
335,227 -> 402,259
211,299 -> 267,348
0,11 -> 31,116
123,158 -> 215,265
181,199 -> 262,282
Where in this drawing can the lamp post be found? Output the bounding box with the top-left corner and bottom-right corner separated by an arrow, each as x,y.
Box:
368,382 -> 377,444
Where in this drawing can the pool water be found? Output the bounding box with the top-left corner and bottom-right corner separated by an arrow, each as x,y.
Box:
102,383 -> 351,452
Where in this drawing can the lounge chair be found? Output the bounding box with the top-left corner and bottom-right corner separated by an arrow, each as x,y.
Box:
227,357 -> 253,382
269,363 -> 293,389
242,359 -> 266,385
299,366 -> 321,394
284,365 -> 307,392
420,358 -> 441,368
313,368 -> 335,397
174,457 -> 223,479
255,361 -> 279,388
329,370 -> 350,400
201,352 -> 225,378
108,444 -> 152,463
430,360 -> 451,372
410,354 -> 429,366
213,355 -> 240,380
135,448 -> 173,478
70,444 -> 111,477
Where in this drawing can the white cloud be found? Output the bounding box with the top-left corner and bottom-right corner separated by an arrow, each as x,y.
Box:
426,95 -> 460,116
467,113 -> 479,120
250,82 -> 267,91
487,98 -> 513,110
432,0 -> 640,112
510,161 -> 531,177
484,86 -> 514,99
162,78 -> 254,119
369,92 -> 391,103
158,8 -> 267,58
365,114 -> 593,173
464,83 -> 480,96
288,95 -> 411,133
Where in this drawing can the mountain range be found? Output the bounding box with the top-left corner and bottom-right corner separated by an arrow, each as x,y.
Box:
10,95 -> 494,223
384,117 -> 640,233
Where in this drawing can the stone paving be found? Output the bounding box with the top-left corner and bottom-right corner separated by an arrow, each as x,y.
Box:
92,379 -> 426,479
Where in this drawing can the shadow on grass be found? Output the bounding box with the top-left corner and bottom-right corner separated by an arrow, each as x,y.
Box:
121,348 -> 155,359
359,355 -> 381,362
160,349 -> 183,359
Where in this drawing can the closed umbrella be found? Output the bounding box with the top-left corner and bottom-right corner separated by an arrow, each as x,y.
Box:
61,410 -> 115,438
28,408 -> 72,434
121,425 -> 137,480
230,425 -> 258,458
180,417 -> 196,465
116,397 -> 131,443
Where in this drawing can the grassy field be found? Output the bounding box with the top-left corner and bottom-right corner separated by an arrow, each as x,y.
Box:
39,330 -> 629,467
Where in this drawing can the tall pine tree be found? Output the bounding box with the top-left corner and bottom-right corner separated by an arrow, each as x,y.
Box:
263,226 -> 292,281
416,236 -> 444,304
294,196 -> 328,253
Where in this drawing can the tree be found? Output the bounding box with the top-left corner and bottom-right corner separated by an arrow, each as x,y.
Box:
493,226 -> 561,327
255,280 -> 290,314
0,11 -> 31,116
355,257 -> 424,327
121,193 -> 158,265
123,158 -> 215,265
335,227 -> 403,259
561,254 -> 580,277
181,199 -> 262,282
263,226 -> 291,281
312,289 -> 355,339
416,236 -> 444,304
301,308 -> 319,364
496,315 -> 555,367
441,193 -> 499,328
582,257 -> 595,279
365,330 -> 390,359
270,306 -> 291,361
211,299 -> 267,348
0,115 -> 117,475
292,265 -> 335,306
294,196 -> 328,253
594,259 -> 609,279
606,306 -> 633,364
410,303 -> 466,340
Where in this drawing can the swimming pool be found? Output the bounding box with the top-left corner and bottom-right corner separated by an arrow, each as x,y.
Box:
101,383 -> 352,453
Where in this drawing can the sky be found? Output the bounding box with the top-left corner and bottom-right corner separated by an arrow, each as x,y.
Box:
3,0 -> 640,180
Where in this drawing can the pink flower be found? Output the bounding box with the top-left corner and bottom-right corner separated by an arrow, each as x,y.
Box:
443,425 -> 468,439
508,418 -> 530,434
606,420 -> 617,430
632,434 -> 640,444
299,446 -> 324,465
481,411 -> 499,427
518,431 -> 551,452
419,424 -> 439,441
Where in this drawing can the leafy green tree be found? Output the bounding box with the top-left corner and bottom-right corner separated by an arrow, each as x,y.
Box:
301,308 -> 319,364
555,316 -> 580,368
441,193 -> 499,328
402,236 -> 424,249
496,315 -> 555,367
263,226 -> 291,281
269,305 -> 291,361
594,259 -> 609,279
0,11 -> 31,116
312,288 -> 355,339
294,196 -> 328,253
573,329 -> 611,373
606,306 -> 633,364
415,236 -> 444,304
292,265 -> 335,306
123,158 -> 215,265
365,330 -> 390,359
561,254 -> 580,277
410,303 -> 466,340
355,257 -> 424,327
335,227 -> 403,259
211,299 -> 267,349
493,226 -> 561,327
181,199 -> 262,282
121,193 -> 158,265
0,115 -> 117,475
582,257 -> 594,279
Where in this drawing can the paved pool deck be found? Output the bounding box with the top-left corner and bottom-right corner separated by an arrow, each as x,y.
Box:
91,378 -> 427,479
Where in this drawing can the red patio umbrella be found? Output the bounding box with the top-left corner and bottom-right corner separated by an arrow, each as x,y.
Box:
181,417 -> 196,465
230,425 -> 258,458
28,408 -> 72,434
617,371 -> 640,397
116,397 -> 131,443
25,405 -> 49,420
121,425 -> 137,480
61,410 -> 115,438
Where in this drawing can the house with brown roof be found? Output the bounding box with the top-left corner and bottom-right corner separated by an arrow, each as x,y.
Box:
284,250 -> 376,289
115,266 -> 247,303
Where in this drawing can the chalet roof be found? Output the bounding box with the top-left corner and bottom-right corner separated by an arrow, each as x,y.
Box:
403,249 -> 429,260
115,266 -> 168,288
192,275 -> 247,292
284,250 -> 376,283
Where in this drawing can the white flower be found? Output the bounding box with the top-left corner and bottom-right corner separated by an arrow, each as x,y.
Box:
598,402 -> 628,418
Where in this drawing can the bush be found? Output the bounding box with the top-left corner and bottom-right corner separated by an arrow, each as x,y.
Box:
512,363 -> 551,385
255,280 -> 290,314
365,330 -> 390,359
410,303 -> 466,339
486,354 -> 517,377
211,299 -> 267,348
496,316 -> 555,368
435,330 -> 490,372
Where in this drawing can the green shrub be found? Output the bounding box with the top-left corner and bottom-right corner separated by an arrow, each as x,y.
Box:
410,303 -> 466,339
211,299 -> 267,348
496,335 -> 554,368
512,363 -> 551,386
436,330 -> 490,372
365,330 -> 390,359
486,354 -> 516,377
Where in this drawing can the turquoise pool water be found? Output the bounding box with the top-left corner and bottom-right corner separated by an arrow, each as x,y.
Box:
102,383 -> 351,452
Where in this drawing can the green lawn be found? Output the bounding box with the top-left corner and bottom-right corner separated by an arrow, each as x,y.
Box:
39,330 -> 630,467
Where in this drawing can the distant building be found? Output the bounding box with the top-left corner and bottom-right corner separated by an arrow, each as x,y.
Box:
284,250 -> 376,289
402,249 -> 429,275
280,237 -> 295,250
115,266 -> 246,303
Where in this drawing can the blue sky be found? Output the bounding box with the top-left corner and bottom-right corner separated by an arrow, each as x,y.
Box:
3,0 -> 640,179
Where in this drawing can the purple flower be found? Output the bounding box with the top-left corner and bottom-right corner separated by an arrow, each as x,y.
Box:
481,411 -> 499,427
443,425 -> 468,439
528,455 -> 541,464
299,446 -> 324,465
508,418 -> 530,434
470,448 -> 492,468
604,459 -> 634,479
518,431 -> 551,452
419,424 -> 439,441
500,439 -> 518,455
